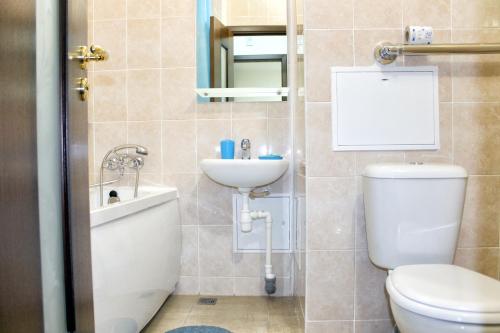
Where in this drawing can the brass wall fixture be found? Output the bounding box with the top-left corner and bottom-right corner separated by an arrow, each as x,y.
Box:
69,45 -> 109,69
375,41 -> 500,64
75,77 -> 89,101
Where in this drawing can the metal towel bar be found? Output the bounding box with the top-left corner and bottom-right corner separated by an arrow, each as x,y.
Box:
375,41 -> 500,64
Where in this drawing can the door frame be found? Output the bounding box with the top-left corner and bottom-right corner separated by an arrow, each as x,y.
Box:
210,15 -> 234,101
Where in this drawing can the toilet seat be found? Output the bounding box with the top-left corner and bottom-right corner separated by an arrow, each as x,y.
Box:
386,264 -> 500,325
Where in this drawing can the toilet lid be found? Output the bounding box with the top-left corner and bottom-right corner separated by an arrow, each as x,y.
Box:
390,265 -> 500,313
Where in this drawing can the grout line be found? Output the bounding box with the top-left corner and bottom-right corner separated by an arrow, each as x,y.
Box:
351,0 -> 358,185
193,0 -> 201,296
400,0 -> 407,165
124,0 -> 129,173
93,15 -> 192,23
353,153 -> 358,329
90,0 -> 96,177
351,0 -> 356,67
450,0 -> 455,166
92,66 -> 196,73
307,249 -> 358,253
456,246 -> 500,250
159,0 -> 164,187
302,27 -> 500,32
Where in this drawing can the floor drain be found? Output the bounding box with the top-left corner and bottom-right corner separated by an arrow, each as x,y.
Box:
198,297 -> 217,305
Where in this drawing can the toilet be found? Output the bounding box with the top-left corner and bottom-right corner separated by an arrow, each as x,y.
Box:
363,163 -> 500,333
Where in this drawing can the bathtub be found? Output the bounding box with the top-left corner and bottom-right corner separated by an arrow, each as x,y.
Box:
90,186 -> 181,333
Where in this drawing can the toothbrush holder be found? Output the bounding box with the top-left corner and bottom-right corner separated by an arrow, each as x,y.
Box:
220,139 -> 235,159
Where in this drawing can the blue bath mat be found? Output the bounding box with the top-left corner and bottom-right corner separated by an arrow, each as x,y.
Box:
167,326 -> 231,333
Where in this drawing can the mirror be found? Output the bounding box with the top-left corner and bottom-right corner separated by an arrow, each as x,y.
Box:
196,0 -> 288,102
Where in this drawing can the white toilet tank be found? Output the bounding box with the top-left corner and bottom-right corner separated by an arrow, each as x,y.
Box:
363,163 -> 468,270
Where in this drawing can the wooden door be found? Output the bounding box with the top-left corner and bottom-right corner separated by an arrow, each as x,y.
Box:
210,16 -> 234,93
62,0 -> 95,331
0,0 -> 44,331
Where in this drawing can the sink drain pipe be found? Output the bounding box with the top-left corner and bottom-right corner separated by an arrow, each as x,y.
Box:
239,189 -> 276,295
240,191 -> 253,232
249,211 -> 276,295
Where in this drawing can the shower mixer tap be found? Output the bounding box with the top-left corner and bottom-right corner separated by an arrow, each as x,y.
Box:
99,144 -> 148,207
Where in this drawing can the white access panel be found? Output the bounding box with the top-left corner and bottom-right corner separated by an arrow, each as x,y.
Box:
331,66 -> 440,151
233,194 -> 291,253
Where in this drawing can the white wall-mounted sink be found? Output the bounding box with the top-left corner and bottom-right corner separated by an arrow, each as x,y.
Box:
200,159 -> 289,190
201,158 -> 289,290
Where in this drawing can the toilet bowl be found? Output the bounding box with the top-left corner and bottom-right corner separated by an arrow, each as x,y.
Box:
386,265 -> 500,333
362,163 -> 500,333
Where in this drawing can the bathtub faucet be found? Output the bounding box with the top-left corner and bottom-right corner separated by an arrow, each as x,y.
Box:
99,144 -> 148,207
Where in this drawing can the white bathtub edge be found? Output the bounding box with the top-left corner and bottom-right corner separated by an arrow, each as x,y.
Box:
90,187 -> 178,228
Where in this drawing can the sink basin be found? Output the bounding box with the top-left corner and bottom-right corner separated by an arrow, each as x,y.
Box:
200,159 -> 289,189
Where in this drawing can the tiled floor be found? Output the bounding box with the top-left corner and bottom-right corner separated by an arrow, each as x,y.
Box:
142,295 -> 305,333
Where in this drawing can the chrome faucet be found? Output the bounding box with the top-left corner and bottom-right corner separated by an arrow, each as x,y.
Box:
99,144 -> 148,206
241,139 -> 251,159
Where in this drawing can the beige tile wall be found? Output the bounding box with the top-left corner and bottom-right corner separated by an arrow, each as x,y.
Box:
87,0 -> 294,296
303,0 -> 500,332
217,0 -> 288,26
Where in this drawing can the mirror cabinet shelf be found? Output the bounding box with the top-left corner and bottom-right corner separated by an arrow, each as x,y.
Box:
195,87 -> 289,99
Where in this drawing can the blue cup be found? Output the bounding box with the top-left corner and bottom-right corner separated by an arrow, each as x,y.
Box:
220,139 -> 235,159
